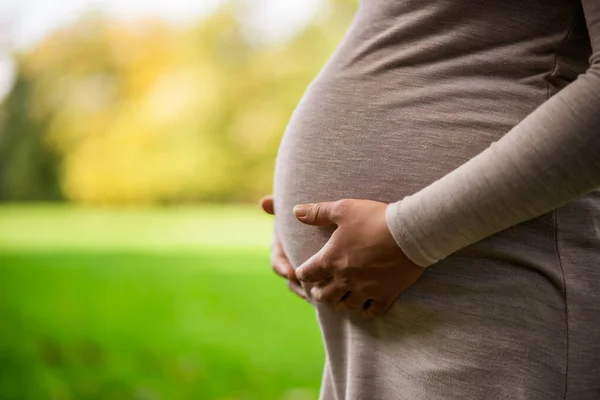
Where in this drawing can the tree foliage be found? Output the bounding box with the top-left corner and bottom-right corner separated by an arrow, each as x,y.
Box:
0,0 -> 357,205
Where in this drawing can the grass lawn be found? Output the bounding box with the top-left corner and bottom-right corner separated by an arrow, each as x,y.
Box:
0,205 -> 324,400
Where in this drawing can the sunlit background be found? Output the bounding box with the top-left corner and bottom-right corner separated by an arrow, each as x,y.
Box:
0,0 -> 357,398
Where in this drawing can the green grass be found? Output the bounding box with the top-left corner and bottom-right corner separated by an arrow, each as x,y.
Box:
0,206 -> 323,400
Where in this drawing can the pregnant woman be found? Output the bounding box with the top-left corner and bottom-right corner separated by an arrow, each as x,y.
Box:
262,1 -> 600,399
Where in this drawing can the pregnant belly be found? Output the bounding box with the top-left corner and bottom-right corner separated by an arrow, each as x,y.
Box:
273,74 -> 540,269
272,75 -> 571,400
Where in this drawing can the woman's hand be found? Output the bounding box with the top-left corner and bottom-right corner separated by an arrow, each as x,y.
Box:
260,195 -> 309,302
293,199 -> 424,316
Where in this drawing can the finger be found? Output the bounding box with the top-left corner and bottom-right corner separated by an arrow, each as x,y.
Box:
272,254 -> 295,280
310,283 -> 348,304
296,252 -> 332,283
288,280 -> 309,301
337,291 -> 369,311
289,270 -> 301,285
259,195 -> 275,215
364,298 -> 393,317
271,238 -> 295,279
293,201 -> 339,226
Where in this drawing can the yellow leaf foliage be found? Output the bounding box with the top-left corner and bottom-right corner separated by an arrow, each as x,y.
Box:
0,1 -> 357,204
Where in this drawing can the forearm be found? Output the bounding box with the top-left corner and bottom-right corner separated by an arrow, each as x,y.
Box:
386,11 -> 600,267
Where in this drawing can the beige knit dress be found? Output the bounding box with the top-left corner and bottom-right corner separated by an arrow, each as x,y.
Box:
273,0 -> 600,399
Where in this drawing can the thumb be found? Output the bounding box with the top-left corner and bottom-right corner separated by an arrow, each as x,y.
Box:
293,202 -> 338,226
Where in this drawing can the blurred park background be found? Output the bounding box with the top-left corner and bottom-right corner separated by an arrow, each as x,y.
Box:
0,0 -> 357,398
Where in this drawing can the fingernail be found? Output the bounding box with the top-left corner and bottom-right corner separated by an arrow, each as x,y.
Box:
295,266 -> 305,281
293,204 -> 312,218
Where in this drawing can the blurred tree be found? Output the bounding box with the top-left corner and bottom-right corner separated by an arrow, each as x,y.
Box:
0,70 -> 62,201
0,0 -> 358,205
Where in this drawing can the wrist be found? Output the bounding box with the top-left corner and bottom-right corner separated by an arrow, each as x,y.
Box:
385,200 -> 434,268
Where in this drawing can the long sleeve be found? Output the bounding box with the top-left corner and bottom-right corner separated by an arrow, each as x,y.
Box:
385,0 -> 600,268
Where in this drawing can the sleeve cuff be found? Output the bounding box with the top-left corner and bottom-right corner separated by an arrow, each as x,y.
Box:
385,199 -> 440,268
